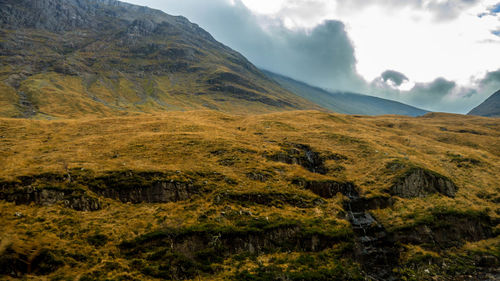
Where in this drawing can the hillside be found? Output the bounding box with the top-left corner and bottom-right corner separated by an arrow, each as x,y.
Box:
264,70 -> 429,116
0,0 -> 320,119
0,110 -> 499,280
468,90 -> 500,117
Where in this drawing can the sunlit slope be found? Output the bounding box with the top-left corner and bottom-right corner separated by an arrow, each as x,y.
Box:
0,0 -> 320,118
0,111 -> 499,279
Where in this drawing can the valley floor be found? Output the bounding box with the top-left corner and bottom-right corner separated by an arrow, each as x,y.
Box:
0,110 -> 499,280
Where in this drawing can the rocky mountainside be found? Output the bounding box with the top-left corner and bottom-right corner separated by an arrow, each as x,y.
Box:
0,0 -> 320,118
264,70 -> 429,116
468,90 -> 500,117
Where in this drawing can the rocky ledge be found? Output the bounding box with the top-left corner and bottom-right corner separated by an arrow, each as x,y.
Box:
391,167 -> 458,198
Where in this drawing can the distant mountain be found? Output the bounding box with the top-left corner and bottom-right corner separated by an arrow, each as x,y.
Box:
0,0 -> 320,118
263,70 -> 429,117
468,90 -> 500,117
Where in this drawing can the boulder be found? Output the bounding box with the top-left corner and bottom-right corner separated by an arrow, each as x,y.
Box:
391,168 -> 457,198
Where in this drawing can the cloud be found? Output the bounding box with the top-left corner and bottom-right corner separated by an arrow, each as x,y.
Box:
490,2 -> 500,13
478,2 -> 500,17
480,69 -> 500,85
332,0 -> 481,21
381,70 -> 409,86
371,69 -> 500,112
408,78 -> 457,106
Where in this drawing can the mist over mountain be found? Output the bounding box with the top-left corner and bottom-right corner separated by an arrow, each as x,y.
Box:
263,70 -> 428,117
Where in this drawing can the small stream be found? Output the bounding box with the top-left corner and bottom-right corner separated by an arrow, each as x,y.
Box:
343,190 -> 399,281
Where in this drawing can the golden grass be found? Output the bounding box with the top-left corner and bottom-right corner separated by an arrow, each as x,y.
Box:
0,110 -> 498,279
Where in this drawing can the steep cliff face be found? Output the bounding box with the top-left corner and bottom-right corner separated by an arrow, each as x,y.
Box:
0,0 -> 319,118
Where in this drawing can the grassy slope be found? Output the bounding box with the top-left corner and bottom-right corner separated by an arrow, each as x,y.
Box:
0,110 -> 499,280
263,70 -> 429,116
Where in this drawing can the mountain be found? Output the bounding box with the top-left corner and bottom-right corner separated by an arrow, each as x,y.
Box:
263,70 -> 429,116
0,0 -> 320,118
468,90 -> 500,117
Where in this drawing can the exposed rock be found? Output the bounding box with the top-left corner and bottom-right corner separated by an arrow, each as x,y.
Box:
341,186 -> 400,280
0,186 -> 101,211
92,180 -> 199,204
214,191 -> 325,208
348,196 -> 394,212
391,167 -> 458,198
86,171 -> 202,203
17,91 -> 37,118
294,179 -> 358,199
348,211 -> 399,280
120,221 -> 347,280
392,212 -> 495,249
268,143 -> 328,174
293,177 -> 399,279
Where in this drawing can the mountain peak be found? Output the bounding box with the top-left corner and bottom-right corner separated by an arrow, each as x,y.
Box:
468,89 -> 500,117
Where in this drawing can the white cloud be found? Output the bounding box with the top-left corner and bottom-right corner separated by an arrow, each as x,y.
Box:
238,0 -> 500,86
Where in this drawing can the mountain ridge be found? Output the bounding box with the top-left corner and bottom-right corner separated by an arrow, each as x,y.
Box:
263,70 -> 429,116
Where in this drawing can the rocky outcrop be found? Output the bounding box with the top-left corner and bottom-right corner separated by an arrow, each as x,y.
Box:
348,196 -> 394,212
0,186 -> 101,211
120,221 -> 347,280
391,168 -> 458,198
92,180 -> 199,204
392,212 -> 495,249
294,178 -> 399,279
86,171 -> 202,203
268,143 -> 328,174
214,191 -> 325,208
348,211 -> 399,280
342,187 -> 399,280
294,179 -> 358,198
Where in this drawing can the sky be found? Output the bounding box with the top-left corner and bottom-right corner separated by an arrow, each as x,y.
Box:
123,0 -> 500,113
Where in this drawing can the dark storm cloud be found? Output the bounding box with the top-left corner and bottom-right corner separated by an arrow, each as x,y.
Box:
407,78 -> 457,106
381,70 -> 409,86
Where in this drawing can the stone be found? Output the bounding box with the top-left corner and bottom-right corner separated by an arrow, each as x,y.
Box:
391,168 -> 458,198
